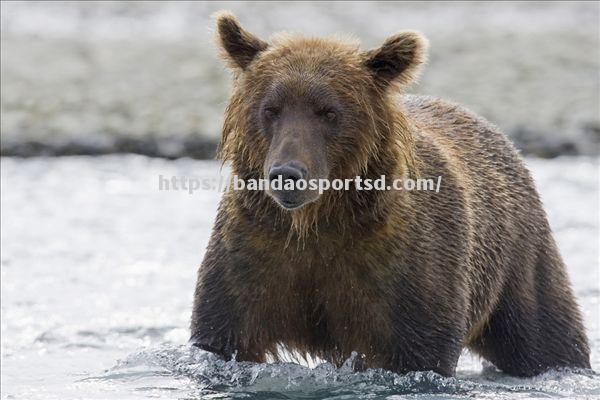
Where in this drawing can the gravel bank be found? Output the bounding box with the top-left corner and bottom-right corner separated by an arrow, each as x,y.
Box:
1,1 -> 598,158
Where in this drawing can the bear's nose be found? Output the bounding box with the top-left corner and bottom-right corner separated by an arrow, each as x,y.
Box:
268,162 -> 307,184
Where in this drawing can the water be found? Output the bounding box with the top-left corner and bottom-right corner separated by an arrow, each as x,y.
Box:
1,155 -> 599,399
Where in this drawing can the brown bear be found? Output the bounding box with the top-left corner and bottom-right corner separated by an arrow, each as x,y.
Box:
190,12 -> 591,377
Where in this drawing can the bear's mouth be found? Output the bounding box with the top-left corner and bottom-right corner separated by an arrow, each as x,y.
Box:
266,185 -> 322,211
268,190 -> 316,211
277,197 -> 304,210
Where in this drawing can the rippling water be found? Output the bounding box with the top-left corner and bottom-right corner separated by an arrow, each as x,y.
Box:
1,156 -> 598,399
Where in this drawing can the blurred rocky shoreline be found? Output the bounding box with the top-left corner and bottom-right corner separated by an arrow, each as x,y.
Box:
3,119 -> 596,159
1,1 -> 598,158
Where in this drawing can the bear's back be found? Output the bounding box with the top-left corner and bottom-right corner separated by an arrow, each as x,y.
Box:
400,94 -> 535,200
400,95 -> 550,326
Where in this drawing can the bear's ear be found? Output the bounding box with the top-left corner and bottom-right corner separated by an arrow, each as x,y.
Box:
363,31 -> 428,87
214,11 -> 268,70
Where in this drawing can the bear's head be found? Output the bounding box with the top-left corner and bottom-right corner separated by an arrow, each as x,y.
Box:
215,12 -> 427,218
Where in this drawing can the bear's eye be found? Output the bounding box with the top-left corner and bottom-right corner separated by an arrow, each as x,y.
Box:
264,107 -> 280,120
317,108 -> 337,123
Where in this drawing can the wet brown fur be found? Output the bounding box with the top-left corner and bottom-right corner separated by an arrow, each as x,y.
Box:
191,12 -> 591,376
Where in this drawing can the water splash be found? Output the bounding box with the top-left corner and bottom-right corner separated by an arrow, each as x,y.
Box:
90,344 -> 599,399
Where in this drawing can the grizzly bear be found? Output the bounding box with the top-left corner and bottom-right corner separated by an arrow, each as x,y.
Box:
190,12 -> 591,377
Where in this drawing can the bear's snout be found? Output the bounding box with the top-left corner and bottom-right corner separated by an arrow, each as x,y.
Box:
267,161 -> 311,210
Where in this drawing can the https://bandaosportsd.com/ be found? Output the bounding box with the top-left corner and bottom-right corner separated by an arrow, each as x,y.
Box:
157,174 -> 443,194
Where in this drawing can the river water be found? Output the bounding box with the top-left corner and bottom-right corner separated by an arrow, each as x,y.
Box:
1,155 -> 598,399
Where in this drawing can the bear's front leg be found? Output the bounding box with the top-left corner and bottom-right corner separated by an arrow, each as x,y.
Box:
190,237 -> 267,363
387,337 -> 463,377
385,301 -> 466,377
